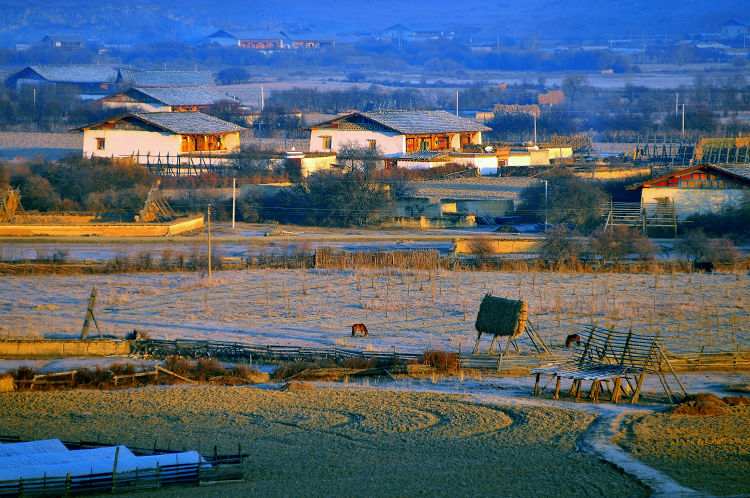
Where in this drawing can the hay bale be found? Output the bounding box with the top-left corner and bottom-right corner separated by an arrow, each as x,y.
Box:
0,375 -> 14,392
474,294 -> 527,338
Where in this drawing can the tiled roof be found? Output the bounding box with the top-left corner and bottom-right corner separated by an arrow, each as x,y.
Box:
131,112 -> 245,134
127,87 -> 239,106
399,151 -> 450,161
363,111 -> 491,134
213,30 -> 284,40
19,65 -> 118,84
43,34 -> 84,43
309,110 -> 491,134
72,112 -> 246,134
282,31 -> 338,42
711,164 -> 750,181
118,69 -> 215,87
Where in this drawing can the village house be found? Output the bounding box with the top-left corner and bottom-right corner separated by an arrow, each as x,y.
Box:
117,69 -> 215,88
628,164 -> 750,219
99,87 -> 239,112
72,112 -> 245,163
306,110 -> 495,174
308,110 -> 490,155
5,65 -> 119,97
41,34 -> 84,49
205,30 -> 287,49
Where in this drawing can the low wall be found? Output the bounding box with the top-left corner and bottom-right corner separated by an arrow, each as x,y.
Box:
454,237 -> 539,255
0,216 -> 204,237
0,339 -> 130,357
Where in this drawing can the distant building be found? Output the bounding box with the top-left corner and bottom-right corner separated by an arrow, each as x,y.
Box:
117,69 -> 215,88
41,34 -> 84,49
720,19 -> 749,39
307,110 -> 490,155
4,65 -> 118,97
538,90 -> 565,106
281,31 -> 337,48
205,29 -> 287,49
628,164 -> 750,219
99,87 -> 239,112
71,112 -> 245,162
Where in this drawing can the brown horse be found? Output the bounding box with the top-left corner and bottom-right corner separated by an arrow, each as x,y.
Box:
565,333 -> 581,348
351,323 -> 368,337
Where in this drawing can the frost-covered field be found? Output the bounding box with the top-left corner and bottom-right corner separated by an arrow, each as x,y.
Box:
1,268 -> 747,355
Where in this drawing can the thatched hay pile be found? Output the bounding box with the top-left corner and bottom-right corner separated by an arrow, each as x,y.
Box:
671,393 -> 750,416
474,294 -> 527,338
0,375 -> 14,392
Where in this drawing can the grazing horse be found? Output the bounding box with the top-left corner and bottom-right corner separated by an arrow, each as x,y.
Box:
565,333 -> 581,348
352,323 -> 368,337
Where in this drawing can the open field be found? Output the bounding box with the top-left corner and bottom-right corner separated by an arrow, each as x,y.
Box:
619,405 -> 750,496
0,386 -> 649,497
0,268 -> 746,354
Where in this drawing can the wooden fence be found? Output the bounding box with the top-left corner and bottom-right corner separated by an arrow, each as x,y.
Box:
131,339 -> 423,364
0,435 -> 245,497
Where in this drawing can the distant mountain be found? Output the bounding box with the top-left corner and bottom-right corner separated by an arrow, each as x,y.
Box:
0,0 -> 741,46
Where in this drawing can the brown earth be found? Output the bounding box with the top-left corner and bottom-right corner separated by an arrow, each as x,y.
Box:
619,405 -> 750,496
0,386 -> 649,497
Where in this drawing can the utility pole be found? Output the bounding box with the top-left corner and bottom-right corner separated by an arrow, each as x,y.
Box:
675,92 -> 678,116
533,114 -> 537,145
681,103 -> 686,138
456,90 -> 459,116
260,86 -> 264,111
544,180 -> 548,228
207,204 -> 212,280
232,178 -> 236,229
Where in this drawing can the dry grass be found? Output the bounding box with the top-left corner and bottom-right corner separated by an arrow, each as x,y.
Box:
0,387 -> 649,497
1,268 -> 747,355
620,403 -> 750,495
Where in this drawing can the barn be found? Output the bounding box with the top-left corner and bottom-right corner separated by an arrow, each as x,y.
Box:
628,164 -> 750,219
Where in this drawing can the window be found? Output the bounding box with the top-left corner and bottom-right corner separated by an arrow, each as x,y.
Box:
96,138 -> 105,150
322,136 -> 332,149
368,139 -> 377,151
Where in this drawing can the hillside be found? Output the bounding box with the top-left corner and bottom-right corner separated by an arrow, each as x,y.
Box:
0,0 -> 742,45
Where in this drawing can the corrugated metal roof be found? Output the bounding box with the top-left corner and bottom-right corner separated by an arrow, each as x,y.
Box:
282,31 -> 338,42
399,151 -> 450,161
119,69 -> 215,87
128,87 -> 239,106
711,164 -> 750,181
21,65 -> 118,83
310,111 -> 491,134
131,112 -> 246,134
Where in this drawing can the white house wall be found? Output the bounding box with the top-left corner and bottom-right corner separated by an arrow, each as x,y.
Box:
452,155 -> 498,176
310,129 -> 405,154
83,129 -> 181,158
641,187 -> 748,219
301,155 -> 336,176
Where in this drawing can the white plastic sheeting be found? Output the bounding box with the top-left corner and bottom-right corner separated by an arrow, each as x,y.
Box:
0,439 -> 68,457
0,449 -> 205,481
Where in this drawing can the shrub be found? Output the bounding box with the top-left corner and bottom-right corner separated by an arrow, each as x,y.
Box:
420,350 -> 459,373
589,226 -> 653,264
676,229 -> 740,267
538,225 -> 584,268
19,175 -> 60,211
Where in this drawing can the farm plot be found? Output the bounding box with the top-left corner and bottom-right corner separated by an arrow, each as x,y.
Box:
0,387 -> 649,497
0,268 -> 746,355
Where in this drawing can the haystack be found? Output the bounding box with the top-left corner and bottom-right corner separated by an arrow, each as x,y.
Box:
474,294 -> 527,339
0,374 -> 14,392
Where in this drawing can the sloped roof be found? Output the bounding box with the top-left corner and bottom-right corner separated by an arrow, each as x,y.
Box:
628,163 -> 750,189
282,31 -> 338,42
398,151 -> 450,161
72,112 -> 246,134
209,29 -> 285,40
118,69 -> 215,87
10,65 -> 118,84
42,34 -> 84,43
309,110 -> 491,134
110,87 -> 239,106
